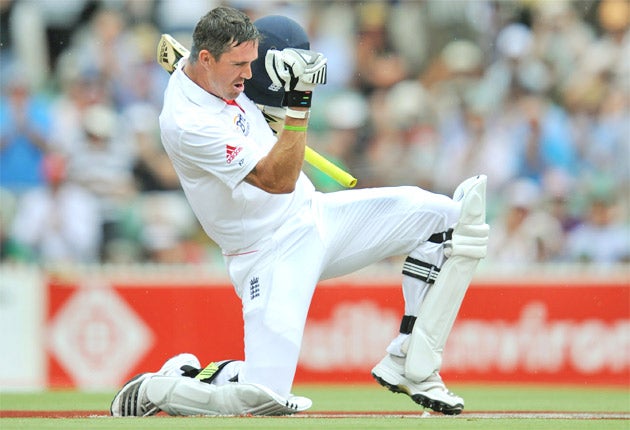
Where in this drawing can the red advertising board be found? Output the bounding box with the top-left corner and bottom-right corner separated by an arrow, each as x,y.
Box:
441,282 -> 629,385
46,273 -> 629,389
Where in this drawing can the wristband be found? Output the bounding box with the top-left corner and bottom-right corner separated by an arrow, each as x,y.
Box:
283,124 -> 308,132
286,108 -> 310,119
285,90 -> 312,108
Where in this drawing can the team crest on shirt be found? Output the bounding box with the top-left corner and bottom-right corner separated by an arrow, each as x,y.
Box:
250,276 -> 260,300
234,113 -> 250,135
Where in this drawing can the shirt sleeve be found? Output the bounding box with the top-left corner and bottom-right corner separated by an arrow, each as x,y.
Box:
179,119 -> 267,190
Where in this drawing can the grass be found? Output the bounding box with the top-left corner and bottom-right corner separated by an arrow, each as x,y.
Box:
1,383 -> 628,430
1,418 -> 628,430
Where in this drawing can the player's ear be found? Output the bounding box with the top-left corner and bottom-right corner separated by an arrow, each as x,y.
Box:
199,50 -> 216,69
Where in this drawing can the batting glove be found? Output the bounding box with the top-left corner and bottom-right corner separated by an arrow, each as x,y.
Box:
265,48 -> 327,107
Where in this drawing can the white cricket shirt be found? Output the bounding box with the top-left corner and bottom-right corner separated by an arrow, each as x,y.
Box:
159,63 -> 315,252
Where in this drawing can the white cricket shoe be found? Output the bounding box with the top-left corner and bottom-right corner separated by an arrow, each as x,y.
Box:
371,354 -> 464,415
244,383 -> 313,416
110,353 -> 201,416
110,372 -> 158,417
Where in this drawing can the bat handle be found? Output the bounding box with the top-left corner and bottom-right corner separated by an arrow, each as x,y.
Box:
304,146 -> 357,188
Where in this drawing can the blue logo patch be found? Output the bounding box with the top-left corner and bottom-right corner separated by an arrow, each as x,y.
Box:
235,114 -> 249,135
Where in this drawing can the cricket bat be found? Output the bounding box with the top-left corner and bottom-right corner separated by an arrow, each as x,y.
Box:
157,33 -> 357,188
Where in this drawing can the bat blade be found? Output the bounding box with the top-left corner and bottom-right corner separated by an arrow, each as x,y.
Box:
157,34 -> 189,74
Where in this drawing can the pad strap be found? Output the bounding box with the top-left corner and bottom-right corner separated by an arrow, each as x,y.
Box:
402,256 -> 440,284
428,229 -> 453,244
194,360 -> 236,384
399,315 -> 417,334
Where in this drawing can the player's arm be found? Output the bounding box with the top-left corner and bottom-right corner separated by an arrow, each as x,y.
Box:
244,48 -> 326,194
244,112 -> 308,194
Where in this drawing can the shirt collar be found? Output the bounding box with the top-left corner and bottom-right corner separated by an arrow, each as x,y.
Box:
175,61 -> 224,113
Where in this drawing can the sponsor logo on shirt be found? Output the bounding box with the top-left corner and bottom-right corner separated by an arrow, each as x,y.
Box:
226,144 -> 243,164
234,113 -> 249,135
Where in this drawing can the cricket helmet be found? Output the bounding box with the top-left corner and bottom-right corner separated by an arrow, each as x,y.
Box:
245,15 -> 310,107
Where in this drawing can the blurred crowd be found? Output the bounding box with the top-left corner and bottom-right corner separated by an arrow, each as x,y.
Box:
0,0 -> 628,268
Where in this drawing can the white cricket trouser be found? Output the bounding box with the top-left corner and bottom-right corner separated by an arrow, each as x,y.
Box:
224,186 -> 460,397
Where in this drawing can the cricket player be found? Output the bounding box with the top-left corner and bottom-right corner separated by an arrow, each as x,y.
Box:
111,6 -> 489,417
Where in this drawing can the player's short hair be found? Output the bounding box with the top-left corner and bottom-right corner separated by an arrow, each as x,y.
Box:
190,6 -> 261,63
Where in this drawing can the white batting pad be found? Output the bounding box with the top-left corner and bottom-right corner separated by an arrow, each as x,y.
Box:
405,175 -> 488,382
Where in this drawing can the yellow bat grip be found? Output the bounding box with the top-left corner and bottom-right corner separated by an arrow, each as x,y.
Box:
304,146 -> 357,188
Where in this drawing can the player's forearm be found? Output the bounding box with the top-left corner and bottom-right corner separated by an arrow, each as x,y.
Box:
246,115 -> 308,194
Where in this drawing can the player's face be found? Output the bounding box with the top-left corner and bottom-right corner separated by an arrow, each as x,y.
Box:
206,40 -> 258,101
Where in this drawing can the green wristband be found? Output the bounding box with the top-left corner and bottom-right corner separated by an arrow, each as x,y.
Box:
283,124 -> 308,132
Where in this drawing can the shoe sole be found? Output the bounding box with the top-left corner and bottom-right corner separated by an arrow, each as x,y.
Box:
372,372 -> 463,416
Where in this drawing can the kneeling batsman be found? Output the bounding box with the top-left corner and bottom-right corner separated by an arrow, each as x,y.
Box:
112,14 -> 489,418
110,22 -> 327,419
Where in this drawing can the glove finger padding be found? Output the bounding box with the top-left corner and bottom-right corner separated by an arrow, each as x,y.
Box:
281,49 -> 327,91
265,48 -> 327,93
265,49 -> 293,92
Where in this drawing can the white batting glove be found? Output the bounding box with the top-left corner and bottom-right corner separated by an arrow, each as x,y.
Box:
265,48 -> 327,93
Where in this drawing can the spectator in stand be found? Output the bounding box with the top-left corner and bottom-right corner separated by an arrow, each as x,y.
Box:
0,66 -> 51,195
564,183 -> 630,264
65,103 -> 137,262
0,187 -> 29,262
419,35 -> 518,196
48,63 -> 111,155
10,153 -> 102,264
540,169 -> 581,235
68,6 -> 136,110
486,178 -> 564,265
125,103 -> 181,193
30,0 -> 91,74
594,0 -> 629,80
353,2 -> 408,96
115,23 -> 171,110
308,2 -> 356,93
123,102 -> 200,264
432,92 -> 518,197
529,0 -> 595,88
365,80 -> 440,189
307,90 -> 368,192
512,91 -> 578,184
486,22 -> 578,186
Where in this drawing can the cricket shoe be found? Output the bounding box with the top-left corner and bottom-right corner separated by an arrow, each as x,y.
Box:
110,353 -> 201,416
371,354 -> 464,415
110,372 -> 158,417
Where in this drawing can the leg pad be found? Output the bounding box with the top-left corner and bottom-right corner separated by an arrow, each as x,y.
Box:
404,175 -> 488,382
146,376 -> 312,416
